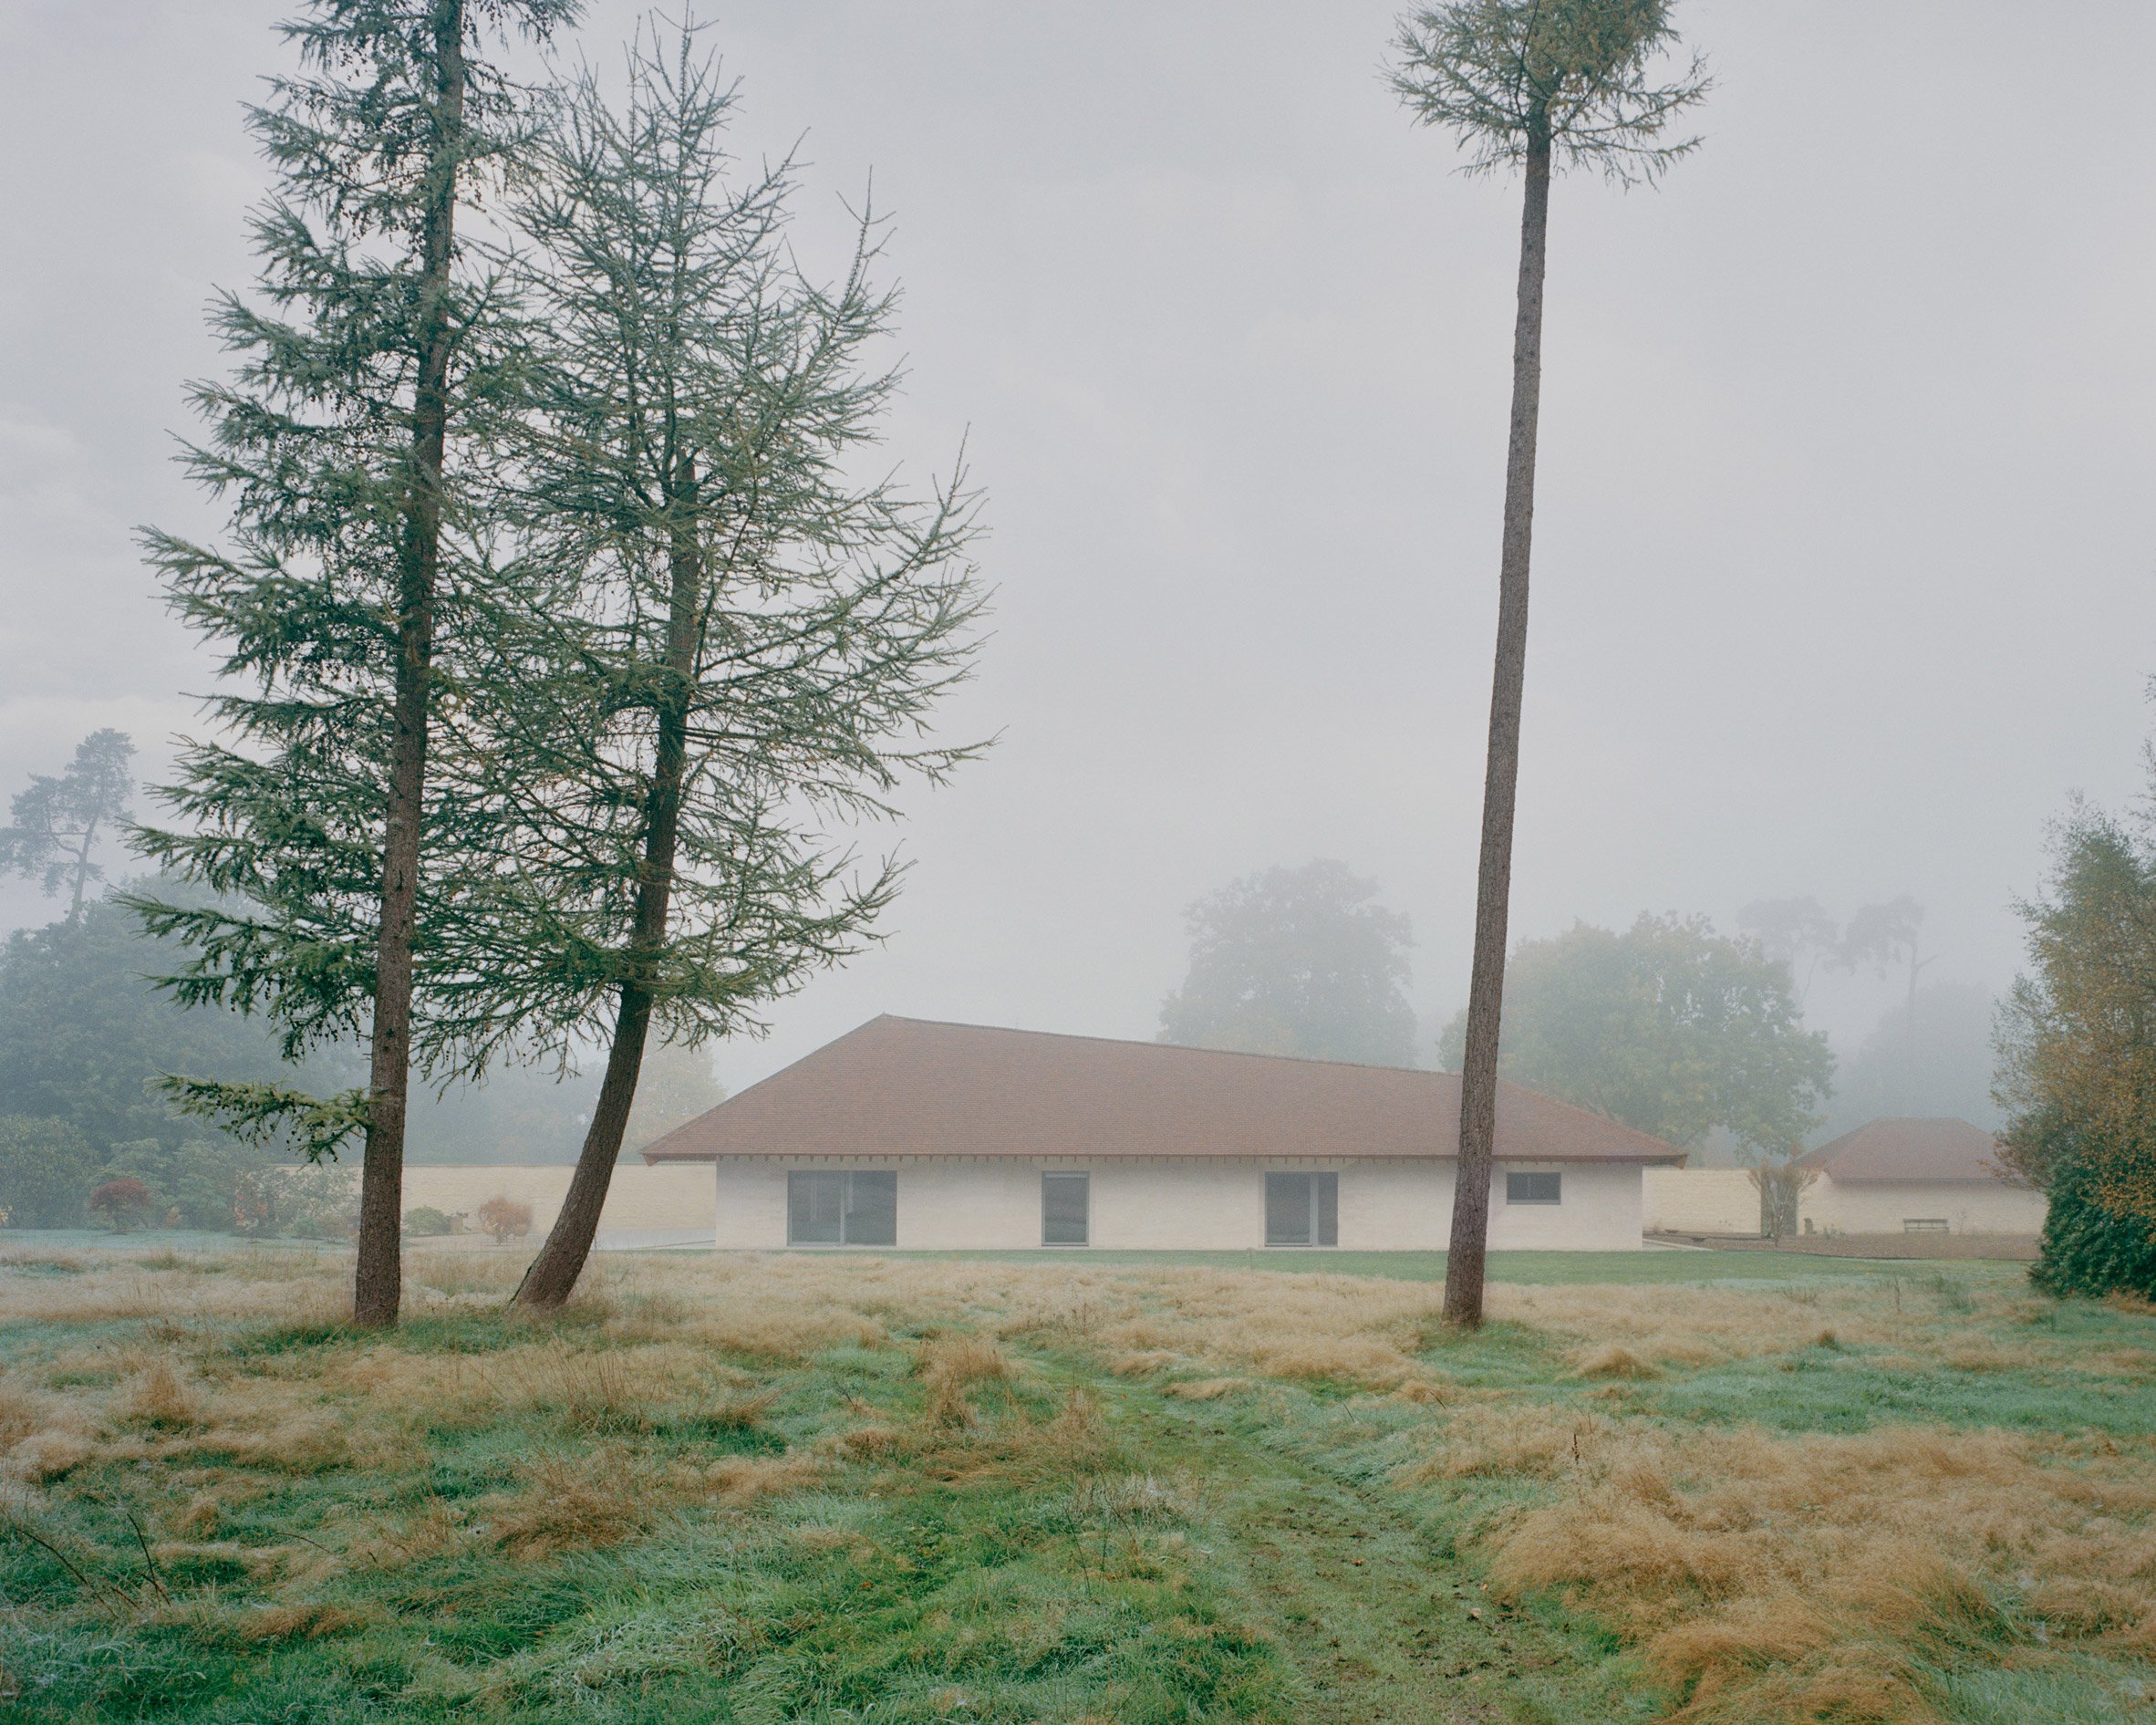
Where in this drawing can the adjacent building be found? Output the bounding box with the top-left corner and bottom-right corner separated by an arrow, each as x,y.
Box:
1792,1117 -> 2044,1235
642,1014 -> 1684,1251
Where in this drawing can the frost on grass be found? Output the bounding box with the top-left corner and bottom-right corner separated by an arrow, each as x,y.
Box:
5,1241 -> 2154,1725
1430,1409 -> 2156,1724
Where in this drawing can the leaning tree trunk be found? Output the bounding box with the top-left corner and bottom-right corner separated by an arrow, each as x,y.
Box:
513,473 -> 703,1310
353,0 -> 467,1329
1443,118 -> 1551,1329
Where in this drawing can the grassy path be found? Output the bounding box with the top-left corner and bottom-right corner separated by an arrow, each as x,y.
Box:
1191,1414 -> 1478,1721
1088,1367 -> 1622,1724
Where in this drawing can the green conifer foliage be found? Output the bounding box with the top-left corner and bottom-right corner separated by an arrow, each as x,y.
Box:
132,0 -> 577,1325
461,28 -> 984,1305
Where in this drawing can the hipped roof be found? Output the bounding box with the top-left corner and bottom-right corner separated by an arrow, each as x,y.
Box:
1794,1117 -> 2014,1184
642,1014 -> 1686,1166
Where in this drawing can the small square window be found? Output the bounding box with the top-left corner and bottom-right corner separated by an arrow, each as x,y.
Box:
1505,1170 -> 1561,1206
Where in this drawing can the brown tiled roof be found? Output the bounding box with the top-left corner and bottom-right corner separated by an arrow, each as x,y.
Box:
1794,1117 -> 2014,1184
642,1014 -> 1685,1165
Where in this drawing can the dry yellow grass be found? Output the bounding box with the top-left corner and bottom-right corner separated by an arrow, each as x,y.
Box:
1476,1415 -> 2156,1723
705,1452 -> 824,1505
1403,1400 -> 1612,1481
917,1331 -> 1016,1425
120,1359 -> 204,1429
5,1240 -> 2151,1725
1165,1377 -> 1249,1400
159,1599 -> 377,1647
488,1452 -> 659,1558
1572,1343 -> 1662,1380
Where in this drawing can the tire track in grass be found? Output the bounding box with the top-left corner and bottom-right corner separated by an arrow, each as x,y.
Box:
1097,1377 -> 1590,1725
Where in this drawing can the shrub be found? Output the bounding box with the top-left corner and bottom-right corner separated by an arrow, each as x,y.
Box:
88,1176 -> 155,1232
2031,1151 -> 2156,1300
282,1164 -> 362,1240
0,1115 -> 101,1227
165,1138 -> 280,1231
476,1195 -> 534,1243
403,1205 -> 453,1238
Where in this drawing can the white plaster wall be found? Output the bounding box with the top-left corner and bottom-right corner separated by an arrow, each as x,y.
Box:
1643,1168 -> 1760,1234
710,1158 -> 1645,1251
1489,1160 -> 1644,1251
714,1160 -> 790,1248
401,1164 -> 715,1238
1807,1178 -> 2046,1236
1093,1161 -> 1270,1249
901,1161 -> 1050,1249
1336,1162 -> 1447,1251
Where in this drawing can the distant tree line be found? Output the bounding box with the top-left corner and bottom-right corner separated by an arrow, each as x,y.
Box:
1155,865 -> 1998,1173
0,749 -> 731,1234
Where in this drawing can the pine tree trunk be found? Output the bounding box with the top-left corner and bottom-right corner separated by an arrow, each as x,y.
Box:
353,0 -> 467,1329
67,819 -> 94,923
1443,119 -> 1551,1329
513,473 -> 703,1310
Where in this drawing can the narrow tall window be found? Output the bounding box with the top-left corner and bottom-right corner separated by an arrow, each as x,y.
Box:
1264,1172 -> 1339,1247
1042,1172 -> 1090,1247
787,1170 -> 897,1246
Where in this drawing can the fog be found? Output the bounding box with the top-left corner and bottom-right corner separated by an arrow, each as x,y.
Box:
4,0 -> 2152,1106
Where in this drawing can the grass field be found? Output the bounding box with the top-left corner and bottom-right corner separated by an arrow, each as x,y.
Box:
1,1242 -> 2152,1723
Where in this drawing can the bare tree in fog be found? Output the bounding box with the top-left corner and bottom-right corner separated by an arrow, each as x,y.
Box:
1835,896 -> 1928,1111
1737,895 -> 1838,1007
1390,0 -> 1710,1325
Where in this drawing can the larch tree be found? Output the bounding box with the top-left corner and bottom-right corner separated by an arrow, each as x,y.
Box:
1389,0 -> 1709,1325
438,26 -> 982,1309
132,0 -> 578,1326
0,730 -> 135,922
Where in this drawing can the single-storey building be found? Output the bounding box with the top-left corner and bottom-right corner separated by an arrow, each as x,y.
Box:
642,1014 -> 1684,1251
1792,1117 -> 2045,1236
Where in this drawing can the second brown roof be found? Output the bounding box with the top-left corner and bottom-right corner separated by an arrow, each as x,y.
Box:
1794,1117 -> 2015,1184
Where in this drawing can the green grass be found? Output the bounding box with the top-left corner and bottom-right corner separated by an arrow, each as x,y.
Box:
1,1244 -> 2151,1725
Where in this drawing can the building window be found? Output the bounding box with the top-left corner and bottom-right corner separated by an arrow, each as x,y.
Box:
1505,1170 -> 1561,1206
786,1170 -> 897,1246
1265,1172 -> 1338,1247
1042,1172 -> 1090,1247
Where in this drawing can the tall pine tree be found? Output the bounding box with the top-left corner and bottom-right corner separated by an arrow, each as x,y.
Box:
1390,0 -> 1708,1325
134,0 -> 576,1325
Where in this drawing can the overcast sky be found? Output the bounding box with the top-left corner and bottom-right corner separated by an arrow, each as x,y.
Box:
3,0 -> 2152,1097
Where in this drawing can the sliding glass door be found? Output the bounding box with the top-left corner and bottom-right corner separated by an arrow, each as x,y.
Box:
787,1170 -> 897,1246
